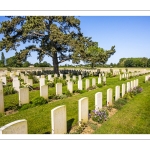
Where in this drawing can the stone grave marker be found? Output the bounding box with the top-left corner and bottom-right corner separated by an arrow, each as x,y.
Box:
92,78 -> 96,86
56,83 -> 62,95
85,79 -> 90,90
28,79 -> 33,86
40,85 -> 48,99
98,77 -> 101,84
78,97 -> 88,126
127,82 -> 130,93
0,81 -> 4,113
122,83 -> 126,98
78,80 -> 82,90
107,88 -> 112,106
51,105 -> 67,134
115,85 -> 120,101
19,88 -> 29,106
13,80 -> 20,92
0,119 -> 28,134
95,92 -> 102,111
67,81 -> 73,93
40,78 -> 45,87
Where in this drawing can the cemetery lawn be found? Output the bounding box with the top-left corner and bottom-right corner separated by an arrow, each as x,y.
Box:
1,75 -> 150,134
94,80 -> 150,134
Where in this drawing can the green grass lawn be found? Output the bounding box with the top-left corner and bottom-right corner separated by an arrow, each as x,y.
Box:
0,74 -> 149,134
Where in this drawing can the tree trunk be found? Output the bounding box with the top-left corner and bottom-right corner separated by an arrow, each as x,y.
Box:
52,52 -> 59,74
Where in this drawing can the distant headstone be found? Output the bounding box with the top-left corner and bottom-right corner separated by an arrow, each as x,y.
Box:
78,97 -> 88,126
107,88 -> 112,106
28,79 -> 33,86
122,84 -> 126,98
0,76 -> 6,85
115,85 -> 120,101
78,75 -> 82,80
0,119 -> 28,134
92,78 -> 96,86
0,82 -> 4,113
13,80 -> 20,92
98,77 -> 101,84
40,78 -> 45,87
19,88 -> 29,106
56,83 -> 62,95
85,79 -> 90,90
40,85 -> 48,99
51,105 -> 67,134
95,92 -> 102,111
78,80 -> 82,90
73,75 -> 76,81
127,82 -> 130,93
48,75 -> 52,80
67,81 -> 73,93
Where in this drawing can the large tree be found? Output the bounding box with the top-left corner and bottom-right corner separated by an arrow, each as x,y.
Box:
84,44 -> 116,68
0,16 -> 93,74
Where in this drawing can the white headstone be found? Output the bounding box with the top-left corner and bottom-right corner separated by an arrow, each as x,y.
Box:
28,79 -> 33,86
41,75 -> 45,78
51,105 -> 67,134
95,92 -> 102,111
115,85 -> 120,101
0,82 -> 4,113
0,119 -> 28,134
73,75 -> 76,81
0,76 -> 6,85
19,88 -> 29,106
122,84 -> 126,98
78,97 -> 88,126
85,79 -> 90,90
40,78 -> 45,87
98,77 -> 101,84
67,81 -> 73,93
40,85 -> 48,99
48,75 -> 52,80
127,82 -> 130,93
13,80 -> 20,92
56,83 -> 62,95
78,80 -> 82,90
24,76 -> 28,83
92,78 -> 96,86
107,88 -> 112,106
78,75 -> 82,80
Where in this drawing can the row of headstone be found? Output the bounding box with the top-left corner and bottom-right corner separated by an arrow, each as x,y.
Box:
0,77 -> 141,134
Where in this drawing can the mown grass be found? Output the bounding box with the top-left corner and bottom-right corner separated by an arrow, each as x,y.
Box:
0,74 -> 148,134
94,81 -> 150,134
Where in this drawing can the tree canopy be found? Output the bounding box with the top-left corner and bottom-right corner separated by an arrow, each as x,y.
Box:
0,16 -> 93,73
84,44 -> 116,68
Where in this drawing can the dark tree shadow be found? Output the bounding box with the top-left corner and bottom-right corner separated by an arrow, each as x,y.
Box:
67,118 -> 75,133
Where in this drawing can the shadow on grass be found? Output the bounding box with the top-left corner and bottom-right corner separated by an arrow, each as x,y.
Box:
67,118 -> 75,133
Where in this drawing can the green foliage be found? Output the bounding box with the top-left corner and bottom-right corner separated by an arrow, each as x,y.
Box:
90,109 -> 108,124
97,83 -> 103,88
3,86 -> 17,95
30,97 -> 48,106
22,61 -> 30,67
64,90 -> 72,97
0,16 -> 94,74
84,45 -> 116,68
113,98 -> 128,110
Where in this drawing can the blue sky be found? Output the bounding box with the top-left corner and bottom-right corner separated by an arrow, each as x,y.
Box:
0,16 -> 150,65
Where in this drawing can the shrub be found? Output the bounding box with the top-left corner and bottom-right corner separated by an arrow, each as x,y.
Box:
113,98 -> 128,110
3,86 -> 17,95
64,90 -> 72,97
19,103 -> 33,111
30,97 -> 48,106
90,109 -> 108,124
97,83 -> 103,88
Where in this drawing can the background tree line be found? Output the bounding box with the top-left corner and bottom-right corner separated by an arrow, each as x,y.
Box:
117,57 -> 150,67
